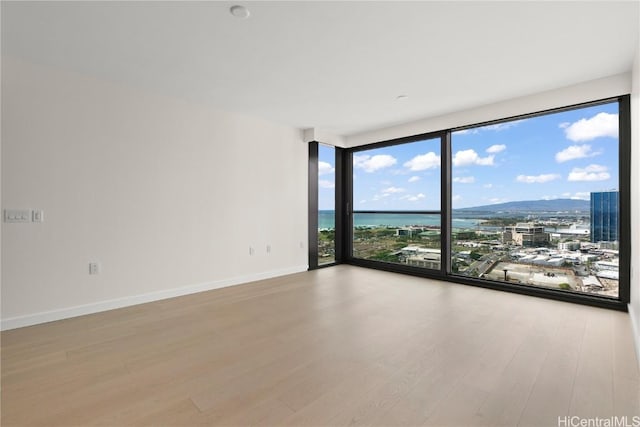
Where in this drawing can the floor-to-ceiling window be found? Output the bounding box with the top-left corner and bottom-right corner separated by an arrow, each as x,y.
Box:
350,136 -> 443,271
450,100 -> 623,299
310,95 -> 630,308
318,144 -> 336,265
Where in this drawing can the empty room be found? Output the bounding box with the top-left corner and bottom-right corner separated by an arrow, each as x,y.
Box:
2,1 -> 640,426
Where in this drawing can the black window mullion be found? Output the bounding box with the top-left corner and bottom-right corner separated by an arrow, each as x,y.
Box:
352,210 -> 441,215
441,132 -> 452,275
618,94 -> 631,303
342,150 -> 353,261
308,141 -> 319,270
334,147 -> 344,263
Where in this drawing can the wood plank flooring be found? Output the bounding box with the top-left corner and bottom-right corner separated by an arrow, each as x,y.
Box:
2,265 -> 639,426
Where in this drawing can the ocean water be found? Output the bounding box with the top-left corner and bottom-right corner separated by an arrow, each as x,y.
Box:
318,210 -> 484,230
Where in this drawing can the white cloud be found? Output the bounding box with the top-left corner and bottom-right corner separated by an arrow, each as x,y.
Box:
561,191 -> 590,200
452,195 -> 462,202
480,120 -> 525,132
381,186 -> 406,194
372,193 -> 391,201
559,122 -> 570,129
452,149 -> 495,167
408,176 -> 421,183
584,164 -> 607,172
489,198 -> 506,204
567,164 -> 611,182
318,161 -> 334,176
453,150 -> 478,166
453,176 -> 475,184
564,112 -> 618,142
475,156 -> 495,166
318,179 -> 335,189
516,173 -> 561,184
402,193 -> 426,202
555,144 -> 599,163
571,192 -> 590,200
483,183 -> 493,189
486,144 -> 506,153
403,152 -> 440,171
455,120 -> 525,136
353,154 -> 397,173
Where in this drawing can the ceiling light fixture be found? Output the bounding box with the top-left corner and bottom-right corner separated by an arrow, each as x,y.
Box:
396,95 -> 409,100
230,5 -> 250,19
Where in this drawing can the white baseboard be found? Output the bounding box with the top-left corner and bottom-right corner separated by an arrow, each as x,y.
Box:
1,265 -> 308,331
629,302 -> 640,371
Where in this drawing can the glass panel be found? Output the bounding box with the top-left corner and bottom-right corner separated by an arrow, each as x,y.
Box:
353,213 -> 441,269
353,138 -> 441,211
451,101 -> 620,298
318,144 -> 335,265
352,137 -> 441,270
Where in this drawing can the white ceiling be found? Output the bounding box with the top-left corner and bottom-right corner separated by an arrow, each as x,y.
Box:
2,1 -> 639,136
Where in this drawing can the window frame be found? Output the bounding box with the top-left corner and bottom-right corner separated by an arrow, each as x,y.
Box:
309,95 -> 631,311
346,131 -> 449,278
308,141 -> 345,270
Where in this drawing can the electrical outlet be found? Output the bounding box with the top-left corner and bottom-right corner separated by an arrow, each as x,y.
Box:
266,244 -> 271,254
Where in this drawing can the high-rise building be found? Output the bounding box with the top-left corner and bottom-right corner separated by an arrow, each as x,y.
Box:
590,191 -> 619,242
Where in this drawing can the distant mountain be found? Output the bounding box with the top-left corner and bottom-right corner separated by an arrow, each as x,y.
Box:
455,198 -> 590,213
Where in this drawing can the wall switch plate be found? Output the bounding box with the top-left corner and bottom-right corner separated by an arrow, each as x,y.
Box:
89,262 -> 100,275
32,210 -> 44,222
4,209 -> 32,223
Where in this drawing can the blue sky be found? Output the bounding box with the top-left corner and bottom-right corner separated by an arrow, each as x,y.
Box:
318,101 -> 619,210
318,144 -> 336,210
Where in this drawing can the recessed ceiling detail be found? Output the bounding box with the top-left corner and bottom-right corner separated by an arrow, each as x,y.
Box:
229,5 -> 250,19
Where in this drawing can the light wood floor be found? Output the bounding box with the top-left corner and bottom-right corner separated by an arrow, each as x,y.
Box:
2,265 -> 639,426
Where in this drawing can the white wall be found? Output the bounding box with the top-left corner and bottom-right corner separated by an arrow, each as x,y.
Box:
1,57 -> 308,330
0,3 -> 3,326
629,38 -> 640,363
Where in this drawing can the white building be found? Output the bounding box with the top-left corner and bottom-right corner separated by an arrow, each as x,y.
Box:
558,241 -> 581,251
